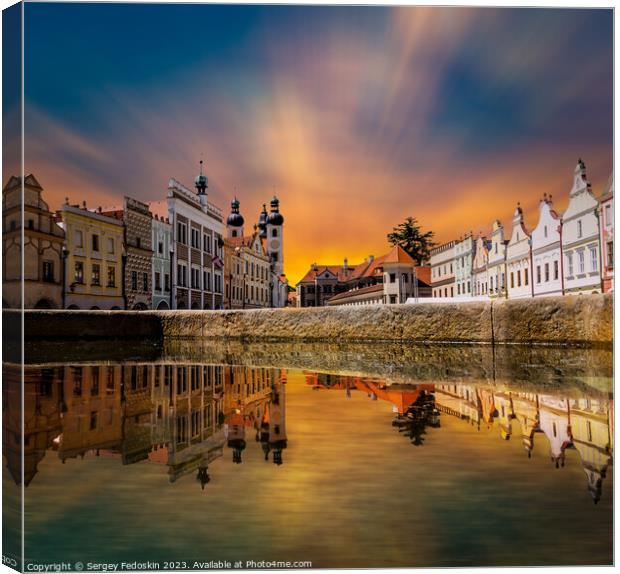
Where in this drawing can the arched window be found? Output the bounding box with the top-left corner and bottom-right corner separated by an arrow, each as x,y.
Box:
232,230 -> 238,237
272,228 -> 278,237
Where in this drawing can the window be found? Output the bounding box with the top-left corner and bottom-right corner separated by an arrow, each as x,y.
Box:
107,267 -> 116,287
136,237 -> 141,249
92,234 -> 99,252
177,222 -> 187,245
90,411 -> 98,431
544,225 -> 548,238
590,246 -> 598,272
165,274 -> 170,291
232,230 -> 238,238
107,368 -> 115,393
91,367 -> 100,396
155,272 -> 161,291
272,228 -> 278,237
510,272 -> 514,289
191,268 -> 200,289
206,272 -> 212,291
206,235 -> 212,253
490,276 -> 494,292
536,265 -> 541,284
566,253 -> 574,276
544,263 -> 549,283
389,273 -> 396,283
389,295 -> 397,304
577,220 -> 583,239
74,261 -> 84,283
554,260 -> 559,280
177,264 -> 187,287
158,241 -> 163,254
607,242 -> 614,268
578,251 -> 585,274
143,272 -> 148,291
524,268 -> 528,286
517,270 -> 521,287
42,260 -> 54,282
191,228 -> 200,248
605,204 -> 613,228
91,264 -> 101,286
457,284 -> 461,295
107,237 -> 115,254
75,230 -> 83,248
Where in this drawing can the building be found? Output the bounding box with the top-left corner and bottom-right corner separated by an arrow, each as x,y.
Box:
223,236 -> 245,309
454,235 -> 475,297
151,212 -> 172,310
472,234 -> 490,297
103,197 -> 153,310
487,220 -> 508,298
505,205 -> 532,299
599,173 -> 614,293
167,162 -> 224,309
324,246 -> 431,306
226,196 -> 288,308
296,259 -> 363,307
561,160 -> 602,294
430,240 -> 456,298
3,174 -> 65,309
59,202 -> 125,310
531,194 -> 563,297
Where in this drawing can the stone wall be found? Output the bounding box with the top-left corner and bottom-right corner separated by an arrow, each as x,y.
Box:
11,293 -> 612,347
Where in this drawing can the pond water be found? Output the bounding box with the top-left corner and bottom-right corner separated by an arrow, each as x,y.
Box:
3,341 -> 613,569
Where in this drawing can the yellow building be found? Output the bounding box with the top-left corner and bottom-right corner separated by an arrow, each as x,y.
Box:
59,202 -> 125,309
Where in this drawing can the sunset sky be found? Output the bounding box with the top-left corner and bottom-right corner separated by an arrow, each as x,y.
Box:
4,4 -> 613,284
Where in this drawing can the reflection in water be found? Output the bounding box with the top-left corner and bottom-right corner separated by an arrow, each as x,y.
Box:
2,354 -> 614,567
305,372 -> 614,504
3,363 -> 288,491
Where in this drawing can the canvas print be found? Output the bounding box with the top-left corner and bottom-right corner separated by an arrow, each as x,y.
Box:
1,2 -> 614,571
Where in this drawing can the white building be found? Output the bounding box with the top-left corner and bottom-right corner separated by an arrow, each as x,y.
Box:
561,160 -> 602,294
454,234 -> 475,297
599,173 -> 614,293
430,240 -> 456,298
167,162 -> 224,310
487,220 -> 507,299
505,205 -> 532,299
472,234 -> 490,297
531,195 -> 563,297
151,213 -> 172,310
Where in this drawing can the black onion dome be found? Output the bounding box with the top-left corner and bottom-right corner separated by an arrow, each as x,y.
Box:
227,212 -> 244,226
258,204 -> 268,230
267,211 -> 284,225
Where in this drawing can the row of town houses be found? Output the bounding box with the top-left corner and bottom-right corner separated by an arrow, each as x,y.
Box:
430,160 -> 614,299
2,164 -> 289,310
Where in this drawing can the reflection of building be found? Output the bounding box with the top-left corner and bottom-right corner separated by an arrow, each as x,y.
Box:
59,365 -> 123,462
561,160 -> 602,295
434,384 -> 482,427
103,197 -> 154,310
2,174 -> 65,309
167,163 -> 224,310
538,395 -> 572,468
511,392 -> 540,457
58,202 -> 125,309
569,397 -> 613,504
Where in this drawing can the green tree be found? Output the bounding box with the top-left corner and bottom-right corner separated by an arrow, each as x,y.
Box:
387,217 -> 435,264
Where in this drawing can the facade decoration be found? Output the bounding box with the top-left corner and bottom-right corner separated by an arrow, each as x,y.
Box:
505,204 -> 532,299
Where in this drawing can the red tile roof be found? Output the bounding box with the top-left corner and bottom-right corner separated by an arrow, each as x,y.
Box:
327,283 -> 383,303
382,245 -> 416,265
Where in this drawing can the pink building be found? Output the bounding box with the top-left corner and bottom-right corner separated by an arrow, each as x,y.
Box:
599,173 -> 614,292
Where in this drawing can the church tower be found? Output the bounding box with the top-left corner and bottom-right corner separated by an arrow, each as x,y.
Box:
266,196 -> 284,276
226,197 -> 245,238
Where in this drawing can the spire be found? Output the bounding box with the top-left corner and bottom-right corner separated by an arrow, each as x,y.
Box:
570,158 -> 590,197
195,159 -> 208,195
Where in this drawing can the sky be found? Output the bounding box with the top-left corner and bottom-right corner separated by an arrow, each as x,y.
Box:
3,4 -> 614,284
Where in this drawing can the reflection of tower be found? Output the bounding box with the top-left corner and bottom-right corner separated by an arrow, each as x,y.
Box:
266,196 -> 284,276
494,392 -> 514,441
226,197 -> 245,239
227,410 -> 246,464
268,372 -> 287,465
539,396 -> 572,469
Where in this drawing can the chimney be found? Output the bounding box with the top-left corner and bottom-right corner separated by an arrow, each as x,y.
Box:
343,257 -> 348,272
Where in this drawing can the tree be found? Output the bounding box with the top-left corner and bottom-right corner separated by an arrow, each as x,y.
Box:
387,217 -> 435,264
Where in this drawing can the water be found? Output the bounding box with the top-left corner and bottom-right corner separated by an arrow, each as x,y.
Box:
3,341 -> 613,568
